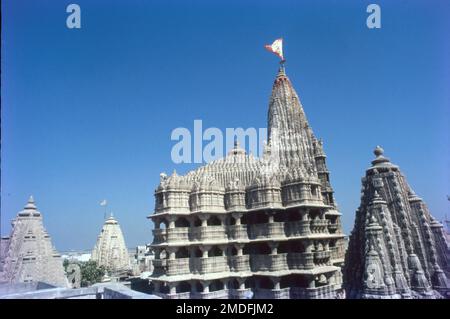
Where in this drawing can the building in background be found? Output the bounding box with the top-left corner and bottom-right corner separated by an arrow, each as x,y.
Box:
148,65 -> 346,299
0,197 -> 68,287
91,214 -> 130,276
344,147 -> 449,299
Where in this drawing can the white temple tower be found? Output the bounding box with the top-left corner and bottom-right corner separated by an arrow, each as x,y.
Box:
0,196 -> 68,287
148,64 -> 346,299
91,214 -> 130,275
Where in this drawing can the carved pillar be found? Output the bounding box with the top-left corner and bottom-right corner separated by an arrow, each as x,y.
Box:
305,240 -> 313,253
167,247 -> 177,260
272,277 -> 281,290
167,216 -> 176,229
235,244 -> 244,256
308,277 -> 316,288
168,282 -> 177,295
190,281 -> 197,293
269,242 -> 278,255
199,214 -> 210,227
200,245 -> 211,258
222,279 -> 229,290
302,209 -> 310,221
202,281 -> 210,293
237,278 -> 246,290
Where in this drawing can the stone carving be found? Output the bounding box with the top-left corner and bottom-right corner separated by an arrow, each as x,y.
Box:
91,214 -> 130,275
148,65 -> 346,299
0,197 -> 68,287
344,147 -> 450,299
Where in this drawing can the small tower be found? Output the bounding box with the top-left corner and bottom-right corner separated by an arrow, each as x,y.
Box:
0,197 -> 68,287
91,213 -> 130,276
344,147 -> 449,299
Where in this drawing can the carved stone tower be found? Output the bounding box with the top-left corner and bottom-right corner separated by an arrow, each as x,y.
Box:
344,147 -> 449,299
0,197 -> 68,287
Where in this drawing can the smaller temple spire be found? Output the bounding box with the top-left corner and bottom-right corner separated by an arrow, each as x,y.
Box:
371,145 -> 393,167
24,195 -> 37,210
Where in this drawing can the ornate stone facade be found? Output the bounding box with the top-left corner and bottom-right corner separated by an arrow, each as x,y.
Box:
344,147 -> 450,299
0,197 -> 68,287
148,65 -> 346,299
91,215 -> 130,274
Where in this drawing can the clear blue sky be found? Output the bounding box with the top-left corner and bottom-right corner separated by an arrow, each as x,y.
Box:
2,0 -> 449,251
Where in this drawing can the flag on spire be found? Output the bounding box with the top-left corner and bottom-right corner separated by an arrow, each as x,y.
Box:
100,199 -> 107,206
265,38 -> 284,61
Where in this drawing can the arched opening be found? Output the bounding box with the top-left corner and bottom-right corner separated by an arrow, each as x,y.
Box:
159,249 -> 167,259
229,278 -> 240,289
192,216 -> 202,227
176,247 -> 189,258
286,210 -> 301,221
209,246 -> 222,257
230,246 -> 238,256
195,281 -> 203,292
208,215 -> 221,226
279,241 -> 305,253
254,242 -> 271,254
245,277 -> 255,289
160,282 -> 170,294
280,275 -> 308,288
258,276 -> 274,289
253,213 -> 268,224
159,219 -> 167,229
243,244 -> 251,255
175,217 -> 189,227
192,247 -> 202,258
210,280 -> 224,292
274,211 -> 287,222
177,282 -> 191,293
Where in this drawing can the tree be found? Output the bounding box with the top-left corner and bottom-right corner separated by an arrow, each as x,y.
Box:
79,260 -> 105,287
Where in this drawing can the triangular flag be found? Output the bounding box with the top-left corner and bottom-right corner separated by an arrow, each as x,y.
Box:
265,38 -> 284,61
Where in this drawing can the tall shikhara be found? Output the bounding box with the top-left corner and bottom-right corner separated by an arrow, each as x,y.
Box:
91,214 -> 130,274
149,65 -> 346,299
0,197 -> 68,287
344,147 -> 450,299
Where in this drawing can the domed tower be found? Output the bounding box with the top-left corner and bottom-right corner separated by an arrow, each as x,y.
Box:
344,147 -> 449,299
0,197 -> 68,287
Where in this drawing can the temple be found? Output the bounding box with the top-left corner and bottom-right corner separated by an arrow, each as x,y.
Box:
148,65 -> 346,299
0,197 -> 68,287
344,147 -> 450,299
91,214 -> 130,275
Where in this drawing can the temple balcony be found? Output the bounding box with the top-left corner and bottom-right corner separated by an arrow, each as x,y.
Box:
254,288 -> 290,299
227,225 -> 248,240
285,220 -> 311,237
228,255 -> 251,272
286,252 -> 314,270
290,285 -> 338,299
313,250 -> 331,266
327,223 -> 339,233
310,219 -> 329,233
152,229 -> 167,244
167,258 -> 191,275
251,254 -> 287,272
248,222 -> 285,240
189,226 -> 228,242
192,256 -> 229,274
167,227 -> 189,242
229,288 -> 253,299
330,246 -> 345,261
192,289 -> 229,299
166,292 -> 191,299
